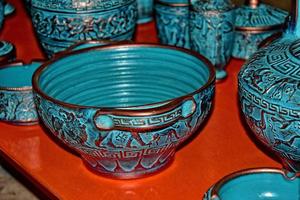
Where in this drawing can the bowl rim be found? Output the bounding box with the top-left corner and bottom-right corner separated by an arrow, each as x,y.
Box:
208,167 -> 289,199
0,59 -> 44,91
32,43 -> 215,113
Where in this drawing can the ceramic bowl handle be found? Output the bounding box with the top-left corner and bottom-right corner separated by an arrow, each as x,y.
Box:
93,98 -> 197,131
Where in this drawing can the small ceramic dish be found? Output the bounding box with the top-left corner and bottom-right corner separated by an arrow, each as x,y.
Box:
32,43 -> 215,179
203,168 -> 300,200
0,41 -> 15,64
0,61 -> 41,125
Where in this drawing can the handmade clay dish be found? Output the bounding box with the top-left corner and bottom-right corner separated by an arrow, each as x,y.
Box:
30,0 -> 138,57
0,41 -> 15,64
203,168 -> 300,200
0,61 -> 41,125
232,0 -> 288,60
154,0 -> 190,49
32,44 -> 215,179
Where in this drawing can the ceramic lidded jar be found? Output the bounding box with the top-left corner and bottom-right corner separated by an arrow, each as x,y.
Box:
232,0 -> 288,60
154,0 -> 190,49
30,0 -> 138,57
189,0 -> 235,80
238,0 -> 300,174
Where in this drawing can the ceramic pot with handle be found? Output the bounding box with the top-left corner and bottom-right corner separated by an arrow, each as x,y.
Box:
32,44 -> 215,179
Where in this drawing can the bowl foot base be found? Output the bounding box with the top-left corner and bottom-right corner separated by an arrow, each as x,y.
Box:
82,155 -> 175,179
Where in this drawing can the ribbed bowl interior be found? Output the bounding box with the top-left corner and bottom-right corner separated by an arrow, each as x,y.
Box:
37,45 -> 212,108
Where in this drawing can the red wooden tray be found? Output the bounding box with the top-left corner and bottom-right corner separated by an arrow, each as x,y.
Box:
0,0 -> 280,199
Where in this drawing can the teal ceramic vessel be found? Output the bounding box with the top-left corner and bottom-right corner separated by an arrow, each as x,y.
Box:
203,168 -> 300,200
189,0 -> 235,80
154,0 -> 190,49
0,61 -> 41,125
232,0 -> 288,60
0,41 -> 15,65
32,44 -> 215,179
30,0 -> 138,57
238,0 -> 300,174
137,0 -> 153,24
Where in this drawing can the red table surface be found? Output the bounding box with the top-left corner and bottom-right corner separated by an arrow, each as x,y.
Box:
0,0 -> 280,199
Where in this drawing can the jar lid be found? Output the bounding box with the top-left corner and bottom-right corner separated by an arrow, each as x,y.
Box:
0,41 -> 15,64
239,37 -> 300,108
235,3 -> 288,31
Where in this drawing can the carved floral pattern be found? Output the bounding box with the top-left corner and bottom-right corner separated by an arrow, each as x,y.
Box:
0,90 -> 38,124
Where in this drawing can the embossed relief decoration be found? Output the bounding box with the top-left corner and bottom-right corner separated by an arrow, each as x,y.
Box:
34,85 -> 214,173
155,4 -> 190,49
31,0 -> 133,11
0,91 -> 37,122
190,11 -> 234,67
240,38 -> 300,104
31,2 -> 137,42
239,38 -> 300,161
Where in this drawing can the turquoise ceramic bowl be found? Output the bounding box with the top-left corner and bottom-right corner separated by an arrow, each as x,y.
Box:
32,44 -> 215,179
0,61 -> 41,125
203,168 -> 300,200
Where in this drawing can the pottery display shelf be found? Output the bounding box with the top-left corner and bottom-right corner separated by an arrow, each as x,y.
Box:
0,0 -> 280,199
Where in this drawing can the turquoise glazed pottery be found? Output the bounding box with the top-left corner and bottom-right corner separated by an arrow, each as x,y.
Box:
0,61 -> 41,125
232,0 -> 288,60
203,168 -> 300,200
154,0 -> 190,49
238,0 -> 300,174
30,0 -> 138,57
189,0 -> 235,80
0,41 -> 15,64
137,0 -> 153,24
32,44 -> 215,179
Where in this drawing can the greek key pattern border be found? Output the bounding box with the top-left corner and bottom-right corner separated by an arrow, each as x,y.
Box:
239,85 -> 300,118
